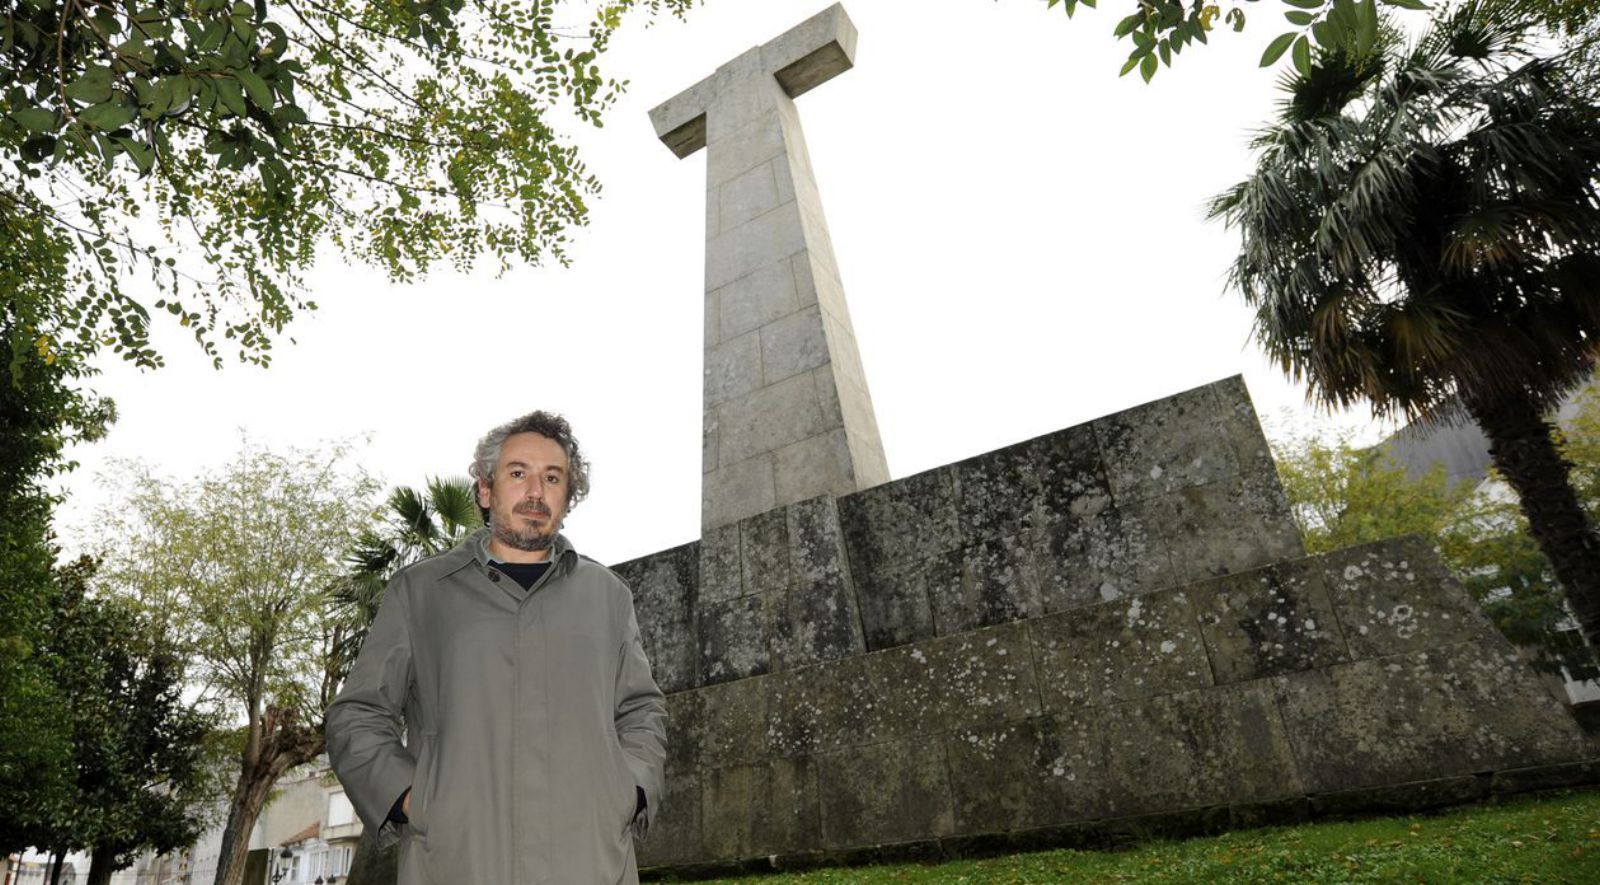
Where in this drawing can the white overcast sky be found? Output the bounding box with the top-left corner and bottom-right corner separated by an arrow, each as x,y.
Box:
57,0 -> 1396,566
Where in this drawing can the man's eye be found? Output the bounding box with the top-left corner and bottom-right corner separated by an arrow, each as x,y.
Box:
546,475 -> 562,485
509,470 -> 524,479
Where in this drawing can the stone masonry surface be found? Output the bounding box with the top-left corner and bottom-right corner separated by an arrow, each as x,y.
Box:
649,3 -> 890,531
627,534 -> 1598,871
603,377 -> 1600,874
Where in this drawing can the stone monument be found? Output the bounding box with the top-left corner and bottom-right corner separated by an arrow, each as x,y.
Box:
616,3 -> 1600,877
650,3 -> 888,532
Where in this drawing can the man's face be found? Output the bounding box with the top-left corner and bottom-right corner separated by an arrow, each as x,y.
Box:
478,432 -> 570,560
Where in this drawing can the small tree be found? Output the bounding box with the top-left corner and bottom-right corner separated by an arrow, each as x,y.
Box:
95,442 -> 380,885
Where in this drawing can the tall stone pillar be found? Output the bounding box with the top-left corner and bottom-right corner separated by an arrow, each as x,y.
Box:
649,3 -> 889,531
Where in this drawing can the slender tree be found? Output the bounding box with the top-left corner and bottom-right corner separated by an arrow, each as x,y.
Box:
1209,0 -> 1600,647
95,442 -> 379,885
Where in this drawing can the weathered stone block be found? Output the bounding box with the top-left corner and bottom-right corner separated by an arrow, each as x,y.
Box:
698,521 -> 744,605
1212,376 -> 1278,477
1136,481 -> 1301,587
1031,424 -> 1114,528
838,467 -> 960,577
635,770 -> 704,868
1317,536 -> 1494,659
1101,682 -> 1302,817
1094,383 -> 1239,505
704,200 -> 807,292
699,594 -> 769,684
718,372 -> 828,466
701,756 -> 822,860
716,261 -> 800,342
760,306 -> 830,384
719,161 -> 781,231
944,713 -> 1111,833
681,675 -> 768,769
853,558 -> 938,651
1029,589 -> 1211,711
951,440 -> 1038,544
702,454 -> 776,531
703,408 -> 719,472
765,654 -> 884,757
611,542 -> 699,694
739,507 -> 791,597
871,623 -> 1041,736
766,570 -> 863,671
704,329 -> 762,408
1192,560 -> 1351,684
816,738 -> 955,848
1273,639 -> 1598,795
773,429 -> 856,504
1034,504 -> 1173,613
928,533 -> 1042,635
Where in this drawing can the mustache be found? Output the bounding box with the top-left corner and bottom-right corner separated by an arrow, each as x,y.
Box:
513,502 -> 553,517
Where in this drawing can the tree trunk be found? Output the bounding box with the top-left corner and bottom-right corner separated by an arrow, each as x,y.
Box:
1466,391 -> 1600,655
212,705 -> 326,885
46,850 -> 62,885
84,847 -> 116,885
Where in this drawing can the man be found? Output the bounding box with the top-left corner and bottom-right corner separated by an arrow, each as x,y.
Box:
327,411 -> 667,884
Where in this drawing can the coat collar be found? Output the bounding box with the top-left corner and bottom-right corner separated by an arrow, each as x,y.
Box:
439,527 -> 577,578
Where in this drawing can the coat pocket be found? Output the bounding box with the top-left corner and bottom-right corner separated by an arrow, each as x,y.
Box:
608,733 -> 638,834
409,731 -> 439,837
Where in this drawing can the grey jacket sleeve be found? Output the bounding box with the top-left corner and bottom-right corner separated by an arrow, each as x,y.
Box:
326,580 -> 416,835
614,595 -> 667,840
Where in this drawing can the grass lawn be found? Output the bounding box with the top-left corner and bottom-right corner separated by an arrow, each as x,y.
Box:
675,788 -> 1600,883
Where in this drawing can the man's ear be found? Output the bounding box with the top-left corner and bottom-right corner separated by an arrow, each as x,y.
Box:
476,478 -> 492,509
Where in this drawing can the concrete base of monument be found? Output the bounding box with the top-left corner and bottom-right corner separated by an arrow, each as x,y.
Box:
614,376 -> 1599,877
632,533 -> 1600,874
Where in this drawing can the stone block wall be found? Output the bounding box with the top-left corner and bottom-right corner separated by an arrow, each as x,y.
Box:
633,536 -> 1598,872
608,375 -> 1598,875
612,376 -> 1304,694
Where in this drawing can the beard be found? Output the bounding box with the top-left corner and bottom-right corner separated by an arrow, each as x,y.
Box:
492,502 -> 560,552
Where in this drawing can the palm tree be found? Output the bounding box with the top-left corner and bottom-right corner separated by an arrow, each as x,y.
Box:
1208,1 -> 1600,647
329,477 -> 480,677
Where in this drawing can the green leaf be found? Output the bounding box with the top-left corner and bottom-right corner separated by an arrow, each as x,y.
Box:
78,101 -> 137,131
236,69 -> 272,110
216,79 -> 247,117
1140,52 -> 1158,83
9,108 -> 58,133
1285,10 -> 1317,26
1283,0 -> 1326,8
1292,35 -> 1313,75
1119,55 -> 1141,77
65,66 -> 114,104
1357,0 -> 1379,52
1261,31 -> 1298,66
1312,19 -> 1337,48
113,136 -> 154,174
1378,0 -> 1428,9
1114,13 -> 1143,38
1159,40 -> 1171,66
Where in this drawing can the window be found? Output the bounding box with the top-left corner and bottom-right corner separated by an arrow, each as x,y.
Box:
327,790 -> 356,827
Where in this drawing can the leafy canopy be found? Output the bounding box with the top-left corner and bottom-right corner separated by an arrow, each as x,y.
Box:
1206,0 -> 1600,423
1039,0 -> 1432,83
1,0 -> 693,370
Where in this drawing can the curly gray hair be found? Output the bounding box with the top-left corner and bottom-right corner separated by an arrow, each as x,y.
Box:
469,411 -> 591,514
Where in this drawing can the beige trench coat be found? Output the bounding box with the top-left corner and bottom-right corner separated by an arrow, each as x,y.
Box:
326,530 -> 667,884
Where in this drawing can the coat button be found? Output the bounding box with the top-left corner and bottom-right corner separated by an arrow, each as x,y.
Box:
488,571 -> 501,582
